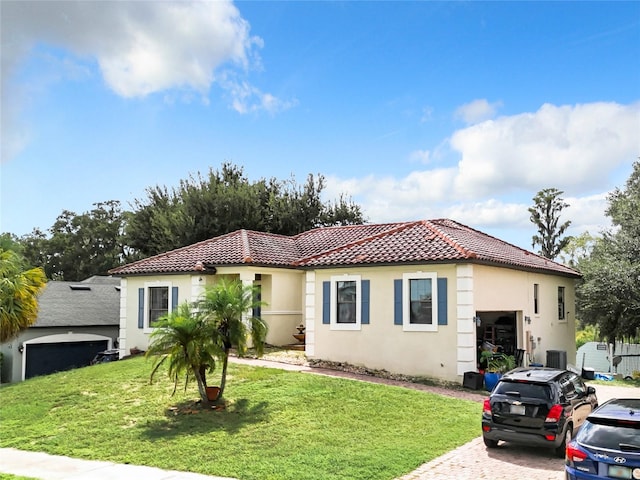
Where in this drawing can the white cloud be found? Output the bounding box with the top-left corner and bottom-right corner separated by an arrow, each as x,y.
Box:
564,193 -> 611,237
409,149 -> 431,164
454,99 -> 503,124
2,1 -> 253,97
451,102 -> 640,197
325,101 -> 638,246
219,75 -> 298,114
0,0 -> 291,161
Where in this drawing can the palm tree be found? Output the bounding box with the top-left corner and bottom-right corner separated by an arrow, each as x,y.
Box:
0,249 -> 47,343
198,278 -> 267,402
146,301 -> 220,404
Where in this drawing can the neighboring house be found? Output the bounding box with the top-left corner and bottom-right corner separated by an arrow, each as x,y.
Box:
109,219 -> 580,383
0,276 -> 120,383
577,341 -> 640,379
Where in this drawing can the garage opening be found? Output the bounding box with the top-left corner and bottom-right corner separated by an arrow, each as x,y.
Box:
25,340 -> 108,379
22,333 -> 113,380
476,311 -> 521,369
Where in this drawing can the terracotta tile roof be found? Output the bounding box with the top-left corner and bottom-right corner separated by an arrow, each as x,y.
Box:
109,219 -> 580,278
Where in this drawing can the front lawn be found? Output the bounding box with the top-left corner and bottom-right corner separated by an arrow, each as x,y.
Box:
0,357 -> 481,480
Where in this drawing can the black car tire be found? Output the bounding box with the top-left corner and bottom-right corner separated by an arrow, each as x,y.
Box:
555,425 -> 572,458
483,436 -> 498,448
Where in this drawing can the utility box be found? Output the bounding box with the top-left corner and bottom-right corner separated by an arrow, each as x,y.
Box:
546,350 -> 567,370
463,371 -> 484,390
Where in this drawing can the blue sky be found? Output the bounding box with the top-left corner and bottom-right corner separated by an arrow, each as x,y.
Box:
1,1 -> 639,251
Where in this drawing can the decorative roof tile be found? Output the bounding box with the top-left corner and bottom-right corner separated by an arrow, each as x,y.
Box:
109,219 -> 580,278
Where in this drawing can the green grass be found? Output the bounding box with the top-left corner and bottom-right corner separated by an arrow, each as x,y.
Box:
0,357 -> 481,480
590,377 -> 640,388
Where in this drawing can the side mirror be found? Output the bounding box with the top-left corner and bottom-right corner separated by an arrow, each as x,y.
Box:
586,386 -> 596,395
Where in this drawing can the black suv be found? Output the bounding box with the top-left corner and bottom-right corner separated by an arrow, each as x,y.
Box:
482,367 -> 598,457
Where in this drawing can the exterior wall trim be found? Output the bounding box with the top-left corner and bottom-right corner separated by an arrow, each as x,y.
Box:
456,264 -> 476,375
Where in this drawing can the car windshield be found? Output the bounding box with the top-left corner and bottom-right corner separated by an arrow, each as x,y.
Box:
493,381 -> 552,401
577,420 -> 640,451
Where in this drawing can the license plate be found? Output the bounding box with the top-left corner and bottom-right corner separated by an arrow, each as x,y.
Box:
608,465 -> 631,479
510,404 -> 525,415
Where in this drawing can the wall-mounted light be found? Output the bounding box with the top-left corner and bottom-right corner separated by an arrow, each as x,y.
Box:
525,316 -> 531,325
18,344 -> 24,354
474,316 -> 481,327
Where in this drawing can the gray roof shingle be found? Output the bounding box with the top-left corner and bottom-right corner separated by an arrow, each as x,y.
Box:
34,277 -> 120,328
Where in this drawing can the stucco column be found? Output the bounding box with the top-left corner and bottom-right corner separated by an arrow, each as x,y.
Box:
239,272 -> 256,345
117,278 -> 128,359
456,265 -> 476,376
304,271 -> 316,356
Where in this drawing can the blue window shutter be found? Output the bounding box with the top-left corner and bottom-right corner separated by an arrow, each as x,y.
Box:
322,281 -> 330,324
138,288 -> 144,329
361,280 -> 370,324
437,278 -> 448,325
172,286 -> 179,311
394,279 -> 403,325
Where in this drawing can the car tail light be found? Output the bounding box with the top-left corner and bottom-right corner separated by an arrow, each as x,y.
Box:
545,404 -> 564,423
566,444 -> 588,463
483,399 -> 492,414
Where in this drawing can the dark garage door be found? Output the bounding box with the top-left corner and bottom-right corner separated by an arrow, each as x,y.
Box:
25,340 -> 108,379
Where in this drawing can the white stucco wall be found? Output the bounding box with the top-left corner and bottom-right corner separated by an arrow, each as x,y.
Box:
117,262 -> 577,383
307,265 -> 459,381
118,274 -> 194,355
474,265 -> 577,368
118,268 -> 304,355
307,263 -> 577,383
254,268 -> 304,346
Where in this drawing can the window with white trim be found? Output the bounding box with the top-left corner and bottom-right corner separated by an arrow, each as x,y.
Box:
330,275 -> 361,330
403,272 -> 437,331
149,286 -> 169,327
139,282 -> 176,332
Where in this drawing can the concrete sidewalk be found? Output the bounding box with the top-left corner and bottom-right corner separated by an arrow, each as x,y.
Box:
0,448 -> 236,480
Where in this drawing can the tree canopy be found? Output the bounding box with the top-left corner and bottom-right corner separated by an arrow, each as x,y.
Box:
0,249 -> 47,343
126,163 -> 365,257
19,201 -> 130,281
9,163 -> 365,280
529,188 -> 572,260
576,161 -> 640,344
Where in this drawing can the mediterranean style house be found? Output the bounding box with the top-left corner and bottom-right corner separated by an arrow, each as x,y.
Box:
109,219 -> 580,383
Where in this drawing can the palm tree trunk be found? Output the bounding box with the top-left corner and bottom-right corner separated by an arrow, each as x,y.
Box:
193,366 -> 209,404
218,347 -> 230,402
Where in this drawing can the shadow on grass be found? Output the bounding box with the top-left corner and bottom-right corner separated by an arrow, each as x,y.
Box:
141,398 -> 269,439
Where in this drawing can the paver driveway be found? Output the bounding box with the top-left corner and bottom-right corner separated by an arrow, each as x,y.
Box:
397,384 -> 640,480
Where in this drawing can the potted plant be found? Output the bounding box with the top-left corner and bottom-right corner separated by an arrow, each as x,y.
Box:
483,352 -> 516,391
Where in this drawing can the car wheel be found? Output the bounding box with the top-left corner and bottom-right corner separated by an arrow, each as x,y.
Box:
555,425 -> 572,458
483,436 -> 499,448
